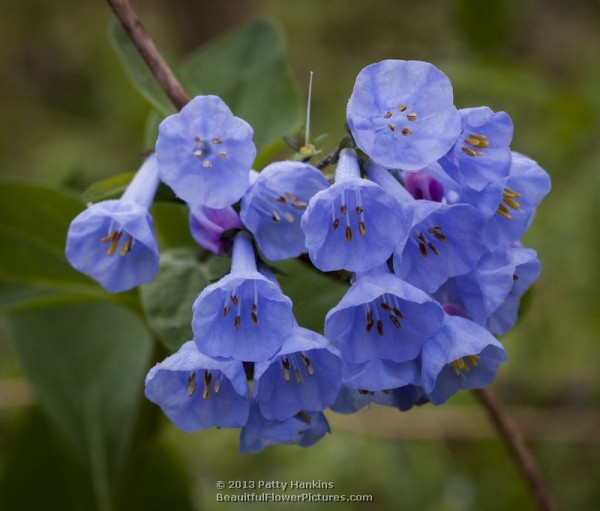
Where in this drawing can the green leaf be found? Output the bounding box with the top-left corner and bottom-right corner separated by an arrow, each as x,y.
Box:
0,408 -> 96,511
5,300 -> 153,506
81,172 -> 135,203
151,202 -> 197,249
275,259 -> 347,333
112,438 -> 195,511
180,18 -> 304,155
140,248 -> 229,352
0,180 -> 98,287
108,21 -> 175,116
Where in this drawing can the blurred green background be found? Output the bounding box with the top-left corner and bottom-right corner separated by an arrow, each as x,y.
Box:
0,0 -> 598,510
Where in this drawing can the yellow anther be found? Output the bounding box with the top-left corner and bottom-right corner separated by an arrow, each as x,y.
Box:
450,355 -> 481,376
120,236 -> 133,257
503,187 -> 522,199
504,197 -> 520,210
465,134 -> 490,148
468,355 -> 481,367
203,160 -> 213,168
105,231 -> 123,256
461,147 -> 484,157
496,203 -> 512,219
187,372 -> 197,397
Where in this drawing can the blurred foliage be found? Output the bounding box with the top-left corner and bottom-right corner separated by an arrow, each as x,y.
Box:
0,0 -> 599,510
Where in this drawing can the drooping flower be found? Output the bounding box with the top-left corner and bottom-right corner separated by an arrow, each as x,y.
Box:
301,148 -> 411,272
483,152 -> 551,252
192,232 -> 294,361
331,385 -> 426,414
240,161 -> 329,261
189,205 -> 242,255
325,264 -> 445,364
439,107 -> 514,191
145,341 -> 250,431
347,60 -> 462,171
421,314 -> 507,405
438,245 -> 541,335
367,163 -> 485,293
253,325 -> 343,421
240,401 -> 330,454
156,95 -> 256,208
65,154 -> 160,293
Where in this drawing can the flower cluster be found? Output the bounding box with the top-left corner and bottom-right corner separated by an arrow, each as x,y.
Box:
65,60 -> 550,452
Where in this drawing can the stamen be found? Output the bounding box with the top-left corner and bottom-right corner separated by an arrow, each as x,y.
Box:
496,203 -> 512,220
358,221 -> 367,236
333,218 -> 340,230
388,123 -> 396,132
392,307 -> 404,319
428,242 -> 440,256
504,197 -> 520,210
380,303 -> 392,311
291,200 -> 308,209
366,310 -> 374,332
358,389 -> 374,395
234,315 -> 241,330
251,303 -> 258,325
401,128 -> 412,136
283,212 -> 295,223
301,355 -> 314,376
272,212 -> 281,223
222,305 -> 231,317
398,104 -> 408,112
503,187 -> 522,198
355,206 -> 364,214
419,242 -> 428,257
194,135 -> 202,143
295,368 -> 304,385
407,113 -> 417,121
384,111 -> 392,119
282,358 -> 291,382
461,147 -> 484,157
202,370 -> 212,400
285,192 -> 300,201
106,231 -> 123,256
433,231 -> 448,243
277,196 -> 287,204
467,355 -> 480,367
211,137 -> 223,144
230,295 -> 239,305
389,315 -> 401,328
345,226 -> 353,242
377,320 -> 383,336
513,274 -> 519,281
340,204 -> 347,215
203,160 -> 213,168
119,236 -> 133,257
187,372 -> 197,397
214,378 -> 221,395
194,150 -> 203,158
218,151 -> 227,159
465,134 -> 489,148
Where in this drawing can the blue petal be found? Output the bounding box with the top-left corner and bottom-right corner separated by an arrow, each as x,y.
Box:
240,401 -> 330,453
330,385 -> 426,413
65,199 -> 159,293
421,315 -> 507,404
483,152 -> 551,252
156,95 -> 256,208
440,107 -> 513,191
347,60 -> 462,170
254,326 -> 343,420
192,271 -> 294,361
301,179 -> 411,272
342,357 -> 420,391
393,201 -> 485,293
325,269 -> 445,363
240,161 -> 329,261
486,247 -> 541,335
145,341 -> 250,431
